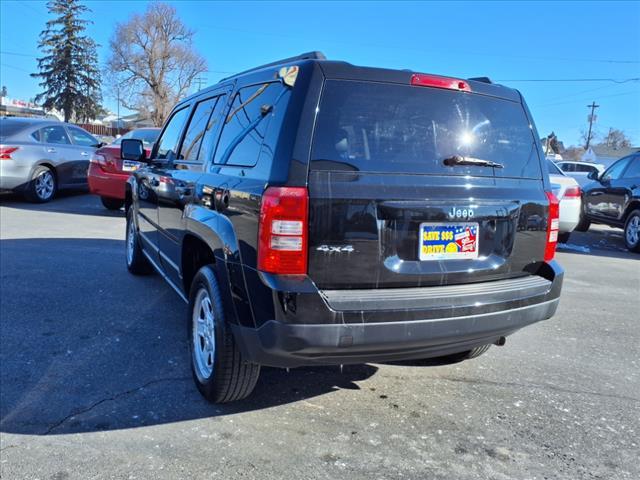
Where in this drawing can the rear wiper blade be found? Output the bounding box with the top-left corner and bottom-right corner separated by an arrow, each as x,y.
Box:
443,155 -> 504,169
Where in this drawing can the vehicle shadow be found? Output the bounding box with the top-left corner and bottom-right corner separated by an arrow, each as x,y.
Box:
0,237 -> 377,436
0,191 -> 124,217
557,228 -> 639,261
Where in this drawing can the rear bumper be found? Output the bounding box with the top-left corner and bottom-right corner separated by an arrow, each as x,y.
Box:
87,163 -> 128,200
559,197 -> 581,233
0,160 -> 30,191
233,261 -> 564,368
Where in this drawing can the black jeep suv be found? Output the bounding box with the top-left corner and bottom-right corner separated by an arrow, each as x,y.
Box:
122,52 -> 564,403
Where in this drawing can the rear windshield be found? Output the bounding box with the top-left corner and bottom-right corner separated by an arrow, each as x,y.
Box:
0,120 -> 31,141
311,80 -> 541,178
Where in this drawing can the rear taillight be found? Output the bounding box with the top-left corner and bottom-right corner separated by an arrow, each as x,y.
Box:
258,187 -> 308,274
545,191 -> 560,262
0,146 -> 19,160
90,153 -> 107,167
411,74 -> 471,92
563,185 -> 581,198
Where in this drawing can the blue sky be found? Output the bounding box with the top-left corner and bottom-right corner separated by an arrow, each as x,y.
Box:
1,0 -> 639,146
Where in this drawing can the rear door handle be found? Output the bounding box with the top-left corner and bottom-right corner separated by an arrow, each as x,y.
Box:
46,147 -> 56,153
80,151 -> 89,157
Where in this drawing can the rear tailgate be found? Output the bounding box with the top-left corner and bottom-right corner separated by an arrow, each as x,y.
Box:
307,79 -> 548,289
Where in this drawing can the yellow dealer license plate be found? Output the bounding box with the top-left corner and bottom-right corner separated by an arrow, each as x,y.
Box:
419,223 -> 479,261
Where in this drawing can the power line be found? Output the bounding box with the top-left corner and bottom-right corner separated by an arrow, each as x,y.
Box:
0,50 -> 38,58
534,90 -> 639,109
0,62 -> 31,73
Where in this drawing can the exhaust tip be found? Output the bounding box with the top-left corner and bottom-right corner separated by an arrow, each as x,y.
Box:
494,336 -> 506,346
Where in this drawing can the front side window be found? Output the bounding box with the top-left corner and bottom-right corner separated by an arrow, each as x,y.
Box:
40,126 -> 70,145
68,126 -> 98,147
179,97 -> 219,162
622,157 -> 640,179
213,82 -> 288,167
155,107 -> 190,160
601,157 -> 632,181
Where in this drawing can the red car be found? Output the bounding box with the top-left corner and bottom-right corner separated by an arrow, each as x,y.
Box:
88,128 -> 160,209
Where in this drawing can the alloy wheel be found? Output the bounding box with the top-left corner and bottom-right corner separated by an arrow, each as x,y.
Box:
35,171 -> 54,200
192,288 -> 216,382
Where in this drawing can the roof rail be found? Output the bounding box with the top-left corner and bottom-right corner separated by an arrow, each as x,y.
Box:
468,76 -> 493,84
219,51 -> 327,82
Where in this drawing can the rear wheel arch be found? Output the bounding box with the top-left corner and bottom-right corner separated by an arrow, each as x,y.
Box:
32,162 -> 57,181
181,233 -> 217,295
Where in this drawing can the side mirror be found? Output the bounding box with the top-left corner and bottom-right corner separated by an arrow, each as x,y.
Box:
587,170 -> 599,181
121,138 -> 146,162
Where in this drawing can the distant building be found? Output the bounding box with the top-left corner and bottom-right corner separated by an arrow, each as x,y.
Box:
0,97 -> 48,118
582,145 -> 640,166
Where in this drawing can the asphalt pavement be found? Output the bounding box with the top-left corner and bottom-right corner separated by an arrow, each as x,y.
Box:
1,192 -> 638,480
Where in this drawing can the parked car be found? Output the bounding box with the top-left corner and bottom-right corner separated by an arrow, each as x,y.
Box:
556,160 -> 605,187
547,160 -> 581,243
577,153 -> 640,252
87,128 -> 160,210
122,52 -> 564,403
0,117 -> 101,202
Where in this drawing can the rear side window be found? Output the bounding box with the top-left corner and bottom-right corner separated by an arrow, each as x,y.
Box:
155,107 -> 190,160
40,126 -> 71,145
213,82 -> 288,167
179,97 -> 219,162
311,80 -> 541,178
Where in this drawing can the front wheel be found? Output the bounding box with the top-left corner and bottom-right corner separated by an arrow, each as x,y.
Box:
188,265 -> 260,403
101,196 -> 125,210
25,166 -> 57,203
125,208 -> 152,274
624,209 -> 640,253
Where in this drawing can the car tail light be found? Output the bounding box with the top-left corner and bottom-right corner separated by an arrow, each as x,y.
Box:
90,153 -> 107,167
545,191 -> 560,262
258,187 -> 308,274
0,146 -> 19,160
411,74 -> 471,92
563,185 -> 581,198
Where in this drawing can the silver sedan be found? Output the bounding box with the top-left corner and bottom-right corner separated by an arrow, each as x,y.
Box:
0,117 -> 102,202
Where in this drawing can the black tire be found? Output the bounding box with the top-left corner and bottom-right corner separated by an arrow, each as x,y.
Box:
125,208 -> 152,275
101,196 -> 125,210
25,165 -> 57,203
623,209 -> 640,253
558,231 -> 571,244
188,265 -> 260,403
574,214 -> 590,232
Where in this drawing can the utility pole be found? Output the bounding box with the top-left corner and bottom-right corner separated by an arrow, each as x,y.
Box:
585,101 -> 599,150
116,85 -> 120,136
194,76 -> 207,92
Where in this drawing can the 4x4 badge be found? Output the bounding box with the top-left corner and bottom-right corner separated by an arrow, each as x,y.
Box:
316,245 -> 355,253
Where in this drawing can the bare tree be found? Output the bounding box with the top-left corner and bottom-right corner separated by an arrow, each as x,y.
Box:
601,128 -> 631,150
580,128 -> 598,150
106,2 -> 207,126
